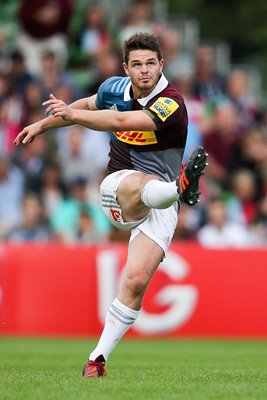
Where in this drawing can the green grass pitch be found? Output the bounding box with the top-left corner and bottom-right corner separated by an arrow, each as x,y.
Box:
0,337 -> 266,400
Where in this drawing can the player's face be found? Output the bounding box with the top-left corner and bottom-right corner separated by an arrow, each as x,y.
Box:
123,50 -> 164,98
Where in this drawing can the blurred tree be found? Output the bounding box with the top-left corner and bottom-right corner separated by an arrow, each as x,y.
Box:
168,0 -> 267,63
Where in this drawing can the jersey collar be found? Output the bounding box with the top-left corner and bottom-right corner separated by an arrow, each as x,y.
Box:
124,73 -> 169,105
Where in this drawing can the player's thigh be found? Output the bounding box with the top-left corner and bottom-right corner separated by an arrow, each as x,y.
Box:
117,172 -> 157,220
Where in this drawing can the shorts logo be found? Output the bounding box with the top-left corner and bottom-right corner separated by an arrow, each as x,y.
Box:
150,97 -> 179,121
113,130 -> 157,145
110,209 -> 121,222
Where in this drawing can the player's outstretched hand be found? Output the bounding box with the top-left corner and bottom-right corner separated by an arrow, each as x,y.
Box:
13,121 -> 44,145
43,93 -> 74,121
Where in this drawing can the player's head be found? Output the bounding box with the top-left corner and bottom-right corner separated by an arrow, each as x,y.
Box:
123,32 -> 163,64
122,33 -> 164,97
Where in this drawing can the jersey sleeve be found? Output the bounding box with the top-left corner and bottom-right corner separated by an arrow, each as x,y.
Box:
143,95 -> 187,130
95,77 -> 120,109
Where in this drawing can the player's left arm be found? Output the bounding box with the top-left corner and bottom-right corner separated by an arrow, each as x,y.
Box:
143,95 -> 187,130
43,95 -> 157,132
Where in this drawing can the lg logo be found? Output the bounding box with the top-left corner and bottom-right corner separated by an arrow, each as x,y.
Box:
96,249 -> 198,334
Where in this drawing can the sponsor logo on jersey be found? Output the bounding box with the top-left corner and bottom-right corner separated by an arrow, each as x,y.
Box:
113,130 -> 157,145
150,97 -> 179,121
110,209 -> 121,222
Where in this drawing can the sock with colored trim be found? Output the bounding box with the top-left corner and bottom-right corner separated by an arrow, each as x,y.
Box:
89,298 -> 140,361
141,180 -> 179,209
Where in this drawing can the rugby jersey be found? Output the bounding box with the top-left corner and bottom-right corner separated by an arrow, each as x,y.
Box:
95,73 -> 188,182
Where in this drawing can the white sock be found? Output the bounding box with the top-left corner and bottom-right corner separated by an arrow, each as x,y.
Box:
141,180 -> 179,209
89,298 -> 140,361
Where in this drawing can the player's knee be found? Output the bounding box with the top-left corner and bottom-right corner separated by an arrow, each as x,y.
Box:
125,274 -> 147,298
118,172 -> 158,198
139,173 -> 159,194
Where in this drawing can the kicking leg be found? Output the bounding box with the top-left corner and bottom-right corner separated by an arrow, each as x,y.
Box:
116,171 -> 179,222
117,145 -> 208,220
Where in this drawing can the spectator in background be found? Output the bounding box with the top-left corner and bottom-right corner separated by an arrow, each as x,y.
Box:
230,128 -> 266,172
75,128 -> 110,191
57,125 -> 98,186
203,99 -> 242,191
0,74 -> 23,154
0,155 -> 25,238
261,107 -> 267,138
119,0 -> 157,44
38,50 -> 81,103
253,195 -> 267,246
50,176 -> 110,243
172,71 -> 213,162
0,27 -> 13,74
5,191 -> 51,242
173,73 -> 205,163
80,4 -> 113,69
227,69 -> 259,130
197,197 -> 253,248
12,133 -> 49,194
262,164 -> 267,197
173,204 -> 200,241
17,0 -> 73,77
8,50 -> 34,94
56,124 -> 110,186
230,127 -> 267,199
161,29 -> 194,85
226,169 -> 258,227
20,81 -> 43,127
39,161 -> 66,222
87,52 -> 122,95
75,206 -> 106,244
192,45 -> 225,102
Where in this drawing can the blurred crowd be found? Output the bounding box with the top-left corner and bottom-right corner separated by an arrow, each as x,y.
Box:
0,0 -> 267,248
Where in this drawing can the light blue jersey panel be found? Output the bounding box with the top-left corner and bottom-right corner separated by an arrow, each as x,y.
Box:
96,76 -> 133,111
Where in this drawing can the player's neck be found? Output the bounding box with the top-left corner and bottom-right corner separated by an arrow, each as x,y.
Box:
131,85 -> 156,100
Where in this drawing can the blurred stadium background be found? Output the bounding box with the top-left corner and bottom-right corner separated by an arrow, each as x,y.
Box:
0,0 -> 267,341
1,2 -> 267,399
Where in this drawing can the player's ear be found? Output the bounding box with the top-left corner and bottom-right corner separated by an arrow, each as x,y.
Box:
123,63 -> 130,76
159,59 -> 164,72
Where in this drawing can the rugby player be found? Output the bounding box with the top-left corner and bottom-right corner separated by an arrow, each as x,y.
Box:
14,33 -> 208,377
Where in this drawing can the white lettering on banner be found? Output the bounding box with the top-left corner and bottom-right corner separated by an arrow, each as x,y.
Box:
134,251 -> 198,334
96,250 -> 120,324
96,250 -> 198,334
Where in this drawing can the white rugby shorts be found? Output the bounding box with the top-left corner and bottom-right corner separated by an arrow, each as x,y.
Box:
100,170 -> 178,254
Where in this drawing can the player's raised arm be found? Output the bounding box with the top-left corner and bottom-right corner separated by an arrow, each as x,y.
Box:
42,94 -> 157,132
13,93 -> 98,145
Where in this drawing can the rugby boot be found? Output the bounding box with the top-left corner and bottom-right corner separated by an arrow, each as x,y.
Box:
82,355 -> 106,378
177,146 -> 208,206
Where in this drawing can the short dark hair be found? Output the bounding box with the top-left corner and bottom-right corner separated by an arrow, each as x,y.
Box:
123,32 -> 163,64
